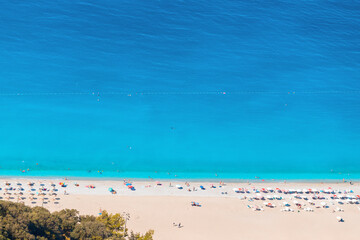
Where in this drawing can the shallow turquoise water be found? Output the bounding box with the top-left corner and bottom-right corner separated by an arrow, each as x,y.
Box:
0,169 -> 358,182
0,1 -> 359,179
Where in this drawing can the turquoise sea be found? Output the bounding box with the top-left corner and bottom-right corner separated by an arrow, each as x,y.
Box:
0,1 -> 359,180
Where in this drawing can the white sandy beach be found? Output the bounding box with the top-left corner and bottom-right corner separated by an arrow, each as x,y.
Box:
1,178 -> 360,240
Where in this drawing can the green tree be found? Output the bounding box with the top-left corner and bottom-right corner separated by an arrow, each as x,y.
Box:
128,230 -> 154,240
27,206 -> 62,239
70,220 -> 111,240
97,210 -> 125,236
53,209 -> 80,237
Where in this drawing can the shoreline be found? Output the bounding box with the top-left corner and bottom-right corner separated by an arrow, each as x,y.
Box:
0,169 -> 357,180
0,176 -> 356,183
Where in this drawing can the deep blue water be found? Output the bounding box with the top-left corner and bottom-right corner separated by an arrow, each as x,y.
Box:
0,1 -> 360,179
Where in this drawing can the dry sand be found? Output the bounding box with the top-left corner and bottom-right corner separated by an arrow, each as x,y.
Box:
1,178 -> 360,240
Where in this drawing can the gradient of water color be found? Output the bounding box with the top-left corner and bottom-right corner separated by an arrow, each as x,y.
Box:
0,1 -> 359,179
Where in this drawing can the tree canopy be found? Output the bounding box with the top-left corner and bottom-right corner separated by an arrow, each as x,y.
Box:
0,200 -> 153,240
